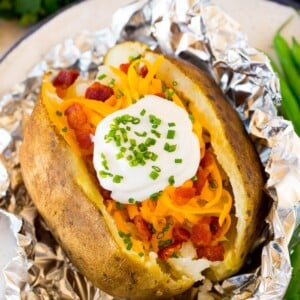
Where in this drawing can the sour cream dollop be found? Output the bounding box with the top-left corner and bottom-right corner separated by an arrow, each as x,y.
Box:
93,95 -> 200,203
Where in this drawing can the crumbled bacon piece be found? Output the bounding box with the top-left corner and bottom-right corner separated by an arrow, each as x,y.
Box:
119,63 -> 131,74
173,186 -> 196,205
158,242 -> 181,260
75,132 -> 93,149
53,69 -> 80,89
172,226 -> 190,243
139,65 -> 148,78
133,215 -> 152,241
196,244 -> 224,261
85,82 -> 114,101
190,218 -> 212,246
64,103 -> 87,130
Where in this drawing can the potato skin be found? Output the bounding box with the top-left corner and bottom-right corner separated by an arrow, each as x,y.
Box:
158,56 -> 266,280
20,94 -> 193,299
20,47 -> 265,298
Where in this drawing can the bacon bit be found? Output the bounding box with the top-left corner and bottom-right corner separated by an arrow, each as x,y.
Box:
172,226 -> 190,243
76,132 -> 93,149
120,63 -> 131,74
133,215 -> 152,241
64,103 -> 88,130
158,242 -> 181,260
173,186 -> 196,205
200,149 -> 214,168
155,92 -> 166,99
196,244 -> 224,261
53,70 -> 80,97
194,166 -> 210,194
190,218 -> 212,246
139,65 -> 148,78
85,82 -> 114,101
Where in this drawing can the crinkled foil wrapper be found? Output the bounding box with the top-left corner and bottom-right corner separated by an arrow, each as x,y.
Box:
1,0 -> 300,299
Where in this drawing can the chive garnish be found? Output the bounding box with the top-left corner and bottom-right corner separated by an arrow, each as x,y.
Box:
62,127 -> 68,132
167,130 -> 175,139
168,175 -> 175,185
56,110 -> 63,116
149,171 -> 159,180
113,175 -> 123,183
97,73 -> 107,80
174,158 -> 182,163
164,143 -> 177,152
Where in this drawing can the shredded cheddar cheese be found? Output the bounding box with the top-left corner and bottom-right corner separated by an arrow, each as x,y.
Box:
43,55 -> 233,261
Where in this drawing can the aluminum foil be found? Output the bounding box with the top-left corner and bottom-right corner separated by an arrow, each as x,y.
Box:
1,0 -> 300,299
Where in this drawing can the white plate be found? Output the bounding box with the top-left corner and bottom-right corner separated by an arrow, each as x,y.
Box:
0,0 -> 299,297
0,0 -> 299,98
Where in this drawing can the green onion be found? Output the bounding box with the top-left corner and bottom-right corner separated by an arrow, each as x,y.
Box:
152,165 -> 161,172
174,158 -> 182,163
62,127 -> 68,132
116,202 -> 125,210
167,130 -> 175,139
150,191 -> 162,200
99,170 -> 113,178
128,198 -> 135,204
172,80 -> 178,86
97,74 -> 107,80
151,129 -> 161,138
113,175 -> 124,183
140,109 -> 146,116
138,252 -> 144,257
145,137 -> 156,146
168,122 -> 176,127
56,110 -> 63,116
149,171 -> 159,180
168,175 -> 175,185
191,175 -> 198,181
164,143 -> 177,152
134,131 -> 147,137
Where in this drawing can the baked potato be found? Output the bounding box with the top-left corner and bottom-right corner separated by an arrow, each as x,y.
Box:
20,41 -> 265,299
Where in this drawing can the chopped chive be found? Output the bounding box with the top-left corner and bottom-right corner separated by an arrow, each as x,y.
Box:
158,239 -> 173,248
152,165 -> 161,172
151,129 -> 161,138
138,252 -> 144,257
134,131 -> 147,137
120,146 -> 127,152
62,127 -> 68,132
56,110 -> 63,116
145,137 -> 156,146
149,114 -> 162,127
132,117 -> 140,124
99,170 -> 113,178
168,122 -> 176,127
164,143 -> 177,152
138,143 -> 148,152
150,191 -> 161,200
129,54 -> 142,62
172,80 -> 178,86
126,242 -> 133,250
149,171 -> 159,180
116,202 -> 125,210
97,73 -> 107,80
174,158 -> 182,163
189,114 -> 195,122
109,78 -> 115,87
167,130 -> 175,139
118,231 -> 125,237
165,89 -> 175,99
116,152 -> 124,159
168,175 -> 175,185
128,198 -> 135,204
140,109 -> 146,116
191,175 -> 198,181
113,175 -> 124,183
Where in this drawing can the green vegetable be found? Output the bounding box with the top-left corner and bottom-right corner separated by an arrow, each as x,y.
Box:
273,34 -> 300,101
285,244 -> 300,299
291,36 -> 300,70
0,0 -> 76,26
270,58 -> 300,136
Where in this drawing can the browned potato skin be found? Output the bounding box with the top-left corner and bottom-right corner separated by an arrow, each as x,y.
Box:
20,49 -> 265,299
20,95 -> 193,299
